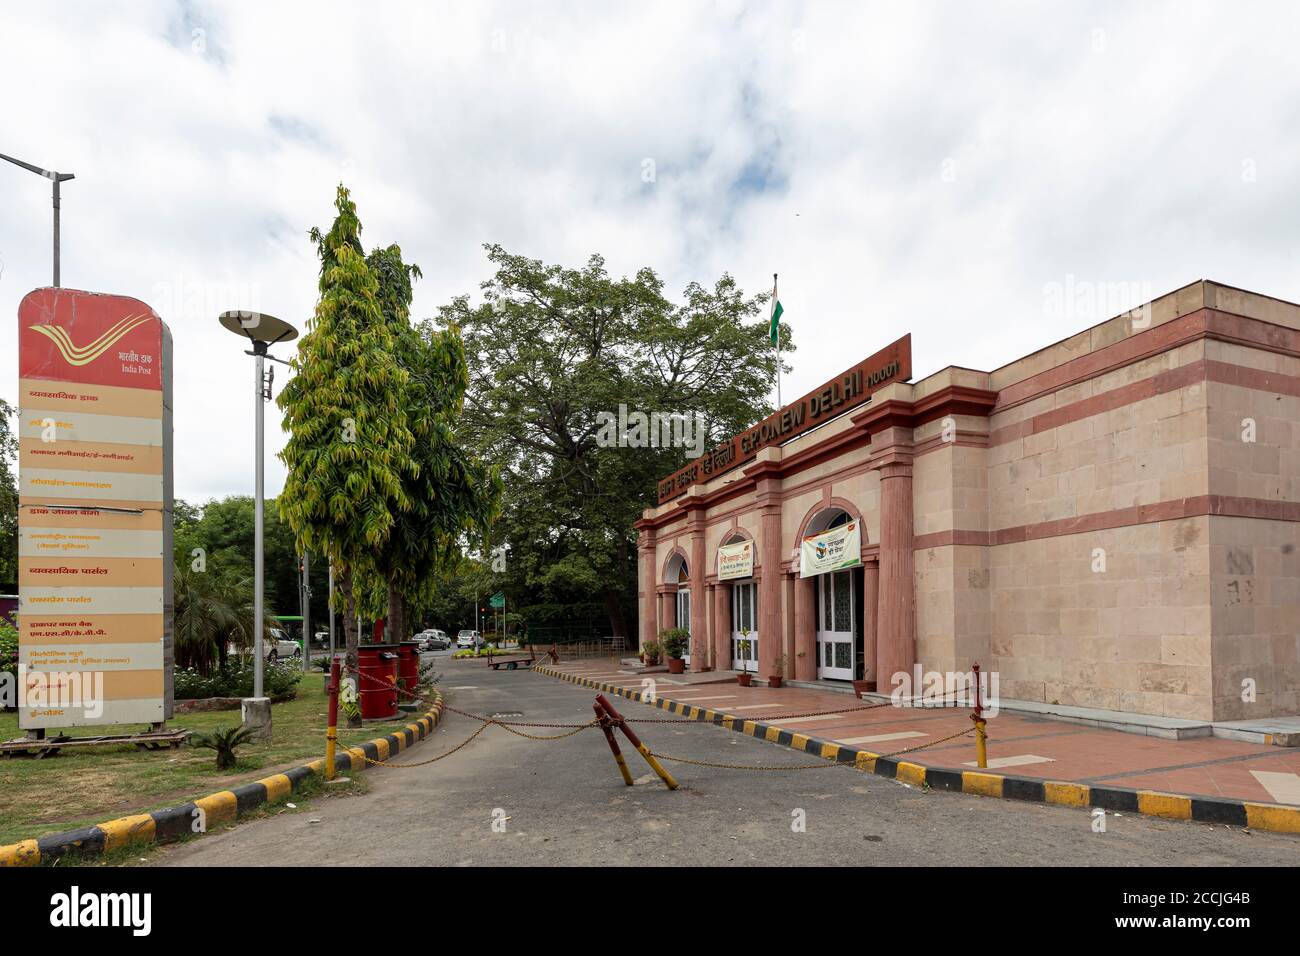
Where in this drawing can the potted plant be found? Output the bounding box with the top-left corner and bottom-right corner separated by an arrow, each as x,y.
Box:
769,654 -> 788,689
659,628 -> 689,674
735,630 -> 753,686
641,640 -> 661,666
851,677 -> 877,699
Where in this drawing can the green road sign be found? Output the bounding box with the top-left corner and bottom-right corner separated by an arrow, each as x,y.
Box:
490,591 -> 505,609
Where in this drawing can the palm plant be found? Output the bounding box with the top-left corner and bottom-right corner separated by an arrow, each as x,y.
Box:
188,725 -> 257,770
173,563 -> 272,672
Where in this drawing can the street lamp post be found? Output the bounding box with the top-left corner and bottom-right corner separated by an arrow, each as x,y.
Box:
218,311 -> 298,700
301,551 -> 311,674
0,151 -> 75,286
328,560 -> 336,659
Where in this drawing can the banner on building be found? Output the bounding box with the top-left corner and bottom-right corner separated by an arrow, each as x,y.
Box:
800,521 -> 861,578
17,287 -> 173,729
717,539 -> 754,581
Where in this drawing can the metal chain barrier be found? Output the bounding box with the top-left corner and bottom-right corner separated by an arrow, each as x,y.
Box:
620,682 -> 975,724
647,725 -> 978,772
331,656 -> 990,777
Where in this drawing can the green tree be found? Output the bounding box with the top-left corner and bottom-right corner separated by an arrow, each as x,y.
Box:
436,245 -> 788,639
277,185 -> 415,714
349,245 -> 501,641
173,562 -> 264,672
0,399 -> 17,588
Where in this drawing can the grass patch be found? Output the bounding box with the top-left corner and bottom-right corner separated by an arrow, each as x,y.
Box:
0,672 -> 433,846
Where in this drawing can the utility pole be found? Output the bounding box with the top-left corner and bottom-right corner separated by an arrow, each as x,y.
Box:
0,152 -> 75,286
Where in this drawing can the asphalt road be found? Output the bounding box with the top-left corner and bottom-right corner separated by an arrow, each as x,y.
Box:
155,665 -> 1300,867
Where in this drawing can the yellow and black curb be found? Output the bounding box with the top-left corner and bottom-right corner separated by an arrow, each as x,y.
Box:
535,666 -> 1300,836
0,692 -> 446,867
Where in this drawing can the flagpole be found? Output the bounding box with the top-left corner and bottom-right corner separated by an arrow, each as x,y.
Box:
773,272 -> 782,408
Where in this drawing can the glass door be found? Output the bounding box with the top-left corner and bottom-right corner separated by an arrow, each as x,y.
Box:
730,581 -> 758,672
816,570 -> 854,680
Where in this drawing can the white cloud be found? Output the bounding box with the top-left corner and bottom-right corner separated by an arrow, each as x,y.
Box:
2,0 -> 1299,502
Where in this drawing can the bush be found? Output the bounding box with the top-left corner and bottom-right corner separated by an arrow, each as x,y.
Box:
175,659 -> 302,700
659,627 -> 690,660
0,624 -> 16,710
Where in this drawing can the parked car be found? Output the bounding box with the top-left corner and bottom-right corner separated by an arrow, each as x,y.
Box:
422,629 -> 451,650
229,629 -> 301,662
267,629 -> 302,662
456,630 -> 481,648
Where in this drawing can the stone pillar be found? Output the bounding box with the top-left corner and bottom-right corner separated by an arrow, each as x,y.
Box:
688,512 -> 709,672
659,587 -> 677,640
794,573 -> 816,681
758,499 -> 783,678
638,528 -> 657,652
715,582 -> 732,671
862,561 -> 879,684
876,454 -> 915,689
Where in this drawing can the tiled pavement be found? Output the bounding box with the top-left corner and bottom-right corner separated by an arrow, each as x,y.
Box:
539,661 -> 1300,809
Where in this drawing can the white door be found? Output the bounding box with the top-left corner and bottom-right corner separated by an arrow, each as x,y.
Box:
816,569 -> 855,680
676,588 -> 691,665
730,581 -> 758,672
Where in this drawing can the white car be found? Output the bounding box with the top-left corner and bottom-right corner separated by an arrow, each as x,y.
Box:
267,629 -> 301,662
227,629 -> 300,662
456,630 -> 481,648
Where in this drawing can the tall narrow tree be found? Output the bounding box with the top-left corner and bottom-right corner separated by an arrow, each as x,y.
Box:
355,244 -> 502,638
277,186 -> 415,720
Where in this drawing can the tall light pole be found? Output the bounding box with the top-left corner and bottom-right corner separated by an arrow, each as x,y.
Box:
218,311 -> 298,699
300,551 -> 311,674
0,151 -> 74,286
328,560 -> 336,658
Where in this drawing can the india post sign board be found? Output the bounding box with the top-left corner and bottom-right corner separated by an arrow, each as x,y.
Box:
16,287 -> 174,729
657,334 -> 910,504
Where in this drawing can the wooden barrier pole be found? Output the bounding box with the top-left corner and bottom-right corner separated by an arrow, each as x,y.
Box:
594,701 -> 635,785
595,694 -> 678,791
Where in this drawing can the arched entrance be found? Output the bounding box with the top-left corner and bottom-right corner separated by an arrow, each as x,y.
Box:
663,551 -> 691,666
802,506 -> 864,682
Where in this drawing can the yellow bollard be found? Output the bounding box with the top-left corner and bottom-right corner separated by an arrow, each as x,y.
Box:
326,656 -> 340,781
972,661 -> 988,769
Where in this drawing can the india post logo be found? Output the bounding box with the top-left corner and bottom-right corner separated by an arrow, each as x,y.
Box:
29,312 -> 153,367
19,288 -> 166,391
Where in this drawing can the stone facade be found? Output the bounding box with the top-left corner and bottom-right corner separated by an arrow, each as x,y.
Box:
636,280 -> 1300,722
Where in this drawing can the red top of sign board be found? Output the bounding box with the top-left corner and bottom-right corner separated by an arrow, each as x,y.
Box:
18,287 -> 166,390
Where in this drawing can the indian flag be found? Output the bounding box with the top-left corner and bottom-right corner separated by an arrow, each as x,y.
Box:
769,277 -> 783,345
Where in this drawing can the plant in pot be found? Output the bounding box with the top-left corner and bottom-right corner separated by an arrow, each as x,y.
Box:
641,640 -> 661,666
769,654 -> 788,689
660,628 -> 689,674
735,629 -> 753,686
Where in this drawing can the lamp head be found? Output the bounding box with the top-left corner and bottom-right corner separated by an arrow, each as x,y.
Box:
218,310 -> 298,350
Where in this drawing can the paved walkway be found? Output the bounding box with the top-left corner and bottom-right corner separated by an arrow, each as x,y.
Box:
544,661 -> 1300,808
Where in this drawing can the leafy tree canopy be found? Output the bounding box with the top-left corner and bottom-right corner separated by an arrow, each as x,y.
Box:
434,244 -> 791,637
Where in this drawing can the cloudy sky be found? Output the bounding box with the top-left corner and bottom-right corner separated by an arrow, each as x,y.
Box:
2,0 -> 1298,502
